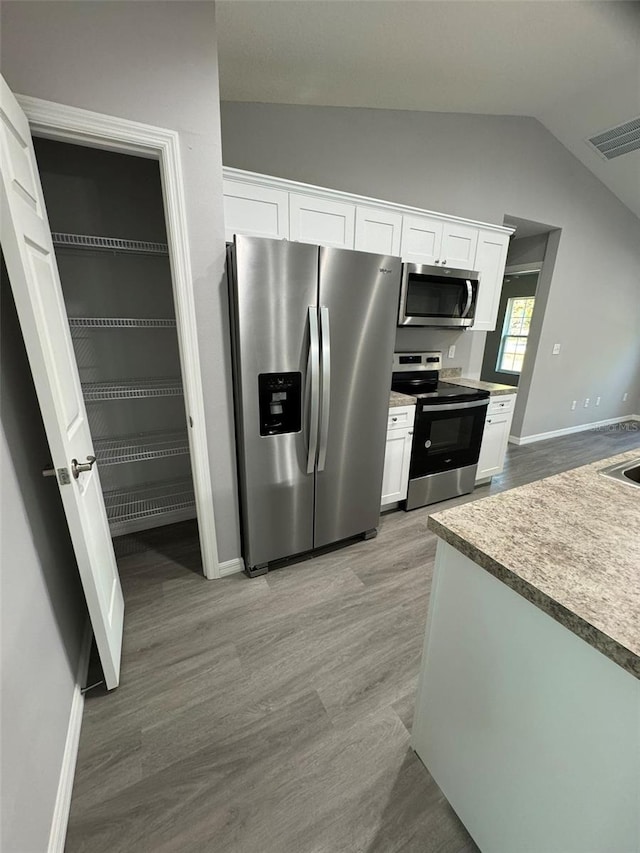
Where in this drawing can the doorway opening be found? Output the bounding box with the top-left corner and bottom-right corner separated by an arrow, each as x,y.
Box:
33,137 -> 202,576
480,215 -> 560,441
481,267 -> 540,387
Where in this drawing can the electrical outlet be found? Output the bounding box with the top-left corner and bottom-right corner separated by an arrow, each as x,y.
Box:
596,396 -> 601,406
584,398 -> 590,408
571,401 -> 577,411
448,345 -> 456,359
552,343 -> 561,355
623,392 -> 628,402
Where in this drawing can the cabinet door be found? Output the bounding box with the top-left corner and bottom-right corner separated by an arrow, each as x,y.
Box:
289,193 -> 355,249
400,214 -> 444,264
441,223 -> 479,269
223,180 -> 289,242
476,403 -> 516,481
476,415 -> 509,480
381,427 -> 413,507
472,229 -> 510,332
355,206 -> 403,256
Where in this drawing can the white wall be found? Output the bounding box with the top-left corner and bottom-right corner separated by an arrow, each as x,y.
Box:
1,266 -> 86,853
220,102 -> 640,437
1,0 -> 240,561
0,4 -> 237,849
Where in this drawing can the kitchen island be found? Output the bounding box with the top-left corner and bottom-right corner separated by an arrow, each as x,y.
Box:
412,449 -> 640,853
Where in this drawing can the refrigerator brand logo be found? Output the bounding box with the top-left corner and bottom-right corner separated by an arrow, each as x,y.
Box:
379,268 -> 393,274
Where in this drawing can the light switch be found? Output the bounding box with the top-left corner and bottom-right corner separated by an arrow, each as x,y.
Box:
448,345 -> 456,359
552,343 -> 561,355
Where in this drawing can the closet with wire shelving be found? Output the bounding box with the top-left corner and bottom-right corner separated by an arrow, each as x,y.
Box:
34,138 -> 197,542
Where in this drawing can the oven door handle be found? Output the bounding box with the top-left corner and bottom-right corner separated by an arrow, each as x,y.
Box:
422,398 -> 489,412
460,280 -> 473,318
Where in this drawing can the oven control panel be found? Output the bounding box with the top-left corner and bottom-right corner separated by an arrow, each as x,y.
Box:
393,351 -> 442,372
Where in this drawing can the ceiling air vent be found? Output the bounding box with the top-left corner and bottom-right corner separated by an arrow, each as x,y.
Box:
587,117 -> 640,160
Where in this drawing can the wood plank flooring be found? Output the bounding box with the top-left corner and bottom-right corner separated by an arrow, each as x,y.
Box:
65,426 -> 640,852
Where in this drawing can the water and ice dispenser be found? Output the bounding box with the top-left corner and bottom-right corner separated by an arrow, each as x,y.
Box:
258,373 -> 302,436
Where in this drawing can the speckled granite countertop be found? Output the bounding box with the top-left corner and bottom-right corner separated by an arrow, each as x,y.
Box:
389,391 -> 416,408
428,449 -> 640,678
444,376 -> 516,397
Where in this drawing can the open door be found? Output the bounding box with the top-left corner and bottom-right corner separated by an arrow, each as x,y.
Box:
0,75 -> 124,689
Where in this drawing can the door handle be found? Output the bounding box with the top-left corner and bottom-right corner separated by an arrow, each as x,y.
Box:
317,305 -> 331,472
306,307 -> 320,474
460,280 -> 473,318
71,455 -> 96,479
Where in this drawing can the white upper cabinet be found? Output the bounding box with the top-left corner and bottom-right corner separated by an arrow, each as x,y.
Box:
400,215 -> 444,264
289,194 -> 355,249
355,207 -> 403,256
223,180 -> 289,243
401,215 -> 478,268
222,168 -> 512,331
472,229 -> 510,331
441,223 -> 479,269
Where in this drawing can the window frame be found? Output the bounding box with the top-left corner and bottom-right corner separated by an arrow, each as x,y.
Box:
496,295 -> 535,375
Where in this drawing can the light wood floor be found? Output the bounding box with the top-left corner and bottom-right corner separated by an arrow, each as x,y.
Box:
65,426 -> 639,852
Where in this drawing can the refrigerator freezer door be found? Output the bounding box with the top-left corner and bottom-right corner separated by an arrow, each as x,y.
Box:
230,236 -> 319,569
314,248 -> 402,548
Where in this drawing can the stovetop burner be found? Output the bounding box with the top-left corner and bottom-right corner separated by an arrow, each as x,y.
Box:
391,378 -> 489,405
391,351 -> 489,406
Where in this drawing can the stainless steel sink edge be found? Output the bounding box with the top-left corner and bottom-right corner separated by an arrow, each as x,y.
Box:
600,457 -> 640,489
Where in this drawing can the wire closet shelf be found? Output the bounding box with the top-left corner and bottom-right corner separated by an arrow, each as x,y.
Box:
82,378 -> 184,401
94,431 -> 190,466
52,232 -> 169,255
69,317 -> 177,329
104,478 -> 195,534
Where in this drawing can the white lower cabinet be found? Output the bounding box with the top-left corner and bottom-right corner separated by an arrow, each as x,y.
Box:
381,405 -> 415,508
476,394 -> 516,482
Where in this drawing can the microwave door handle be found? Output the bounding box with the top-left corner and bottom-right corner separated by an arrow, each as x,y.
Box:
306,306 -> 320,474
460,280 -> 473,318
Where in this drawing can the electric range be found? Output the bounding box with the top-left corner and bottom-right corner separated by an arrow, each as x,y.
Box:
391,351 -> 489,509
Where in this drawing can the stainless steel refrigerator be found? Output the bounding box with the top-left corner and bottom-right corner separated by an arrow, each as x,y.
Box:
228,235 -> 402,577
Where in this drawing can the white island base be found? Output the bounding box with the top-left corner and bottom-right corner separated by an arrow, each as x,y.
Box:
412,540 -> 640,853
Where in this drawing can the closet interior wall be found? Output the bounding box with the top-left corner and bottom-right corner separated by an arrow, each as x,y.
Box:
34,138 -> 196,540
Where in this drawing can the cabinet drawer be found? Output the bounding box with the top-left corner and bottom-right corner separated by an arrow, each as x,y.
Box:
388,406 -> 415,430
488,395 -> 515,416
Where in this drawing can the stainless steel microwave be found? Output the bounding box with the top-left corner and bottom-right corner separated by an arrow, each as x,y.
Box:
398,263 -> 480,328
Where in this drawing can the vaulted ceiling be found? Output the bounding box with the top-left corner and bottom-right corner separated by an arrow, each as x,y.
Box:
217,0 -> 640,219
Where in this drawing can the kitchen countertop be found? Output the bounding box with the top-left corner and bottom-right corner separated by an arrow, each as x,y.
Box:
443,376 -> 516,397
428,448 -> 640,678
389,391 -> 417,408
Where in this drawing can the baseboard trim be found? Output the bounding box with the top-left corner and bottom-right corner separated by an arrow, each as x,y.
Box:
509,415 -> 640,446
218,557 -> 245,577
48,621 -> 92,853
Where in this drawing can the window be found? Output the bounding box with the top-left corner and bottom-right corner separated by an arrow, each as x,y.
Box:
497,296 -> 535,374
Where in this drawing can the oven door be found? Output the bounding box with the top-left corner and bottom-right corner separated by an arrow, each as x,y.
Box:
410,398 -> 489,478
399,263 -> 479,327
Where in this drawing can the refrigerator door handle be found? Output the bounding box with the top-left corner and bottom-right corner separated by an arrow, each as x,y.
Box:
317,305 -> 331,472
306,306 -> 320,474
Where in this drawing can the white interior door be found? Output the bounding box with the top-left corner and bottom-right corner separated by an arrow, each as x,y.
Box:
0,75 -> 124,689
